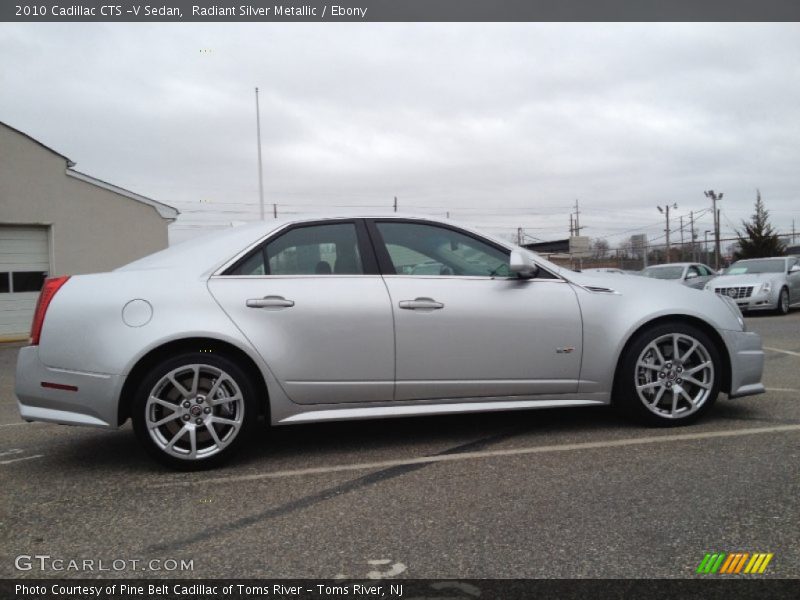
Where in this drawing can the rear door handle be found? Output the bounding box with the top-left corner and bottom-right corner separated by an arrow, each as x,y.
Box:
399,297 -> 444,310
246,295 -> 295,309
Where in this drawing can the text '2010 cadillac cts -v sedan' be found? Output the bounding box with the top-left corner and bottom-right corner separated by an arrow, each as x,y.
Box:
16,216 -> 765,469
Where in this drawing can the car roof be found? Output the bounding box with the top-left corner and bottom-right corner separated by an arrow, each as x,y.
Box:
116,213 -> 572,279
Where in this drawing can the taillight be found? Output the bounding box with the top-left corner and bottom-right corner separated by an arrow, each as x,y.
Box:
30,275 -> 71,345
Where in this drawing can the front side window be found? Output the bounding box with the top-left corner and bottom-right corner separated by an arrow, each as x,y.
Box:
375,222 -> 510,277
228,223 -> 364,276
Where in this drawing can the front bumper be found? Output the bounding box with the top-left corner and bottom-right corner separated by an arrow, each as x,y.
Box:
713,286 -> 777,312
15,345 -> 121,428
720,329 -> 765,399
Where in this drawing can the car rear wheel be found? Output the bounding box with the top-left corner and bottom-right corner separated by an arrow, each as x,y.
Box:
615,322 -> 721,426
132,352 -> 258,469
776,287 -> 790,315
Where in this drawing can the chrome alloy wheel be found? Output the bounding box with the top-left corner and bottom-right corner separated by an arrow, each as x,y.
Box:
145,364 -> 244,460
634,333 -> 715,420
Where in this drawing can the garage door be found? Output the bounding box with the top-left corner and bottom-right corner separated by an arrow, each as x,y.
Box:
0,226 -> 50,339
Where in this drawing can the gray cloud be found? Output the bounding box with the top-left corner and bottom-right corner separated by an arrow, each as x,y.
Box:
1,22 -> 797,244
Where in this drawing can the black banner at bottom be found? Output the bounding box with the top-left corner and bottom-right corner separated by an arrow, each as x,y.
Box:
2,579 -> 799,600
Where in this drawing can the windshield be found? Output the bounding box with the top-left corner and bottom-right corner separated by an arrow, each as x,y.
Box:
642,266 -> 683,280
725,259 -> 785,275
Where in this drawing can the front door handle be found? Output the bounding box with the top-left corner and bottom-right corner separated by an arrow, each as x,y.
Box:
246,295 -> 295,309
399,297 -> 444,310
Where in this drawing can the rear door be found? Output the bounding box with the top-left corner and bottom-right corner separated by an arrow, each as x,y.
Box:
208,220 -> 395,404
368,219 -> 583,401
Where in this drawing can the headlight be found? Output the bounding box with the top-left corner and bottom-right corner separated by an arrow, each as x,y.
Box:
704,283 -> 712,291
762,281 -> 772,294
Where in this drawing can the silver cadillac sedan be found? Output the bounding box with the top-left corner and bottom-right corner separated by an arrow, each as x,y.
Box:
704,256 -> 800,315
16,215 -> 765,469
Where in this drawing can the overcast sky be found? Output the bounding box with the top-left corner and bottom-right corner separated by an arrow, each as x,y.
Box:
1,22 -> 798,246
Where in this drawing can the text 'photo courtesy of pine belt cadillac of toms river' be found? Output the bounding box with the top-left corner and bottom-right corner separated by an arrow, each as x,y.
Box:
15,215 -> 765,469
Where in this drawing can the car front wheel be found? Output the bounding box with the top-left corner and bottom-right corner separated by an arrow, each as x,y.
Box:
615,322 -> 721,426
132,352 -> 258,469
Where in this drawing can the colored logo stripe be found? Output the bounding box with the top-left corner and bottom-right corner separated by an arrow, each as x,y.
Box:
697,552 -> 773,574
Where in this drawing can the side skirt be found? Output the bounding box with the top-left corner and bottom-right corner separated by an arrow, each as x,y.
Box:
277,397 -> 608,425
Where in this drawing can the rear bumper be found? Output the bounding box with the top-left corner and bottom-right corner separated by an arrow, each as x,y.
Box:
15,345 -> 121,428
720,329 -> 765,399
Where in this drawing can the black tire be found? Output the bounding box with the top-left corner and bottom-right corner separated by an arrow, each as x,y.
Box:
776,287 -> 790,315
132,351 -> 258,470
614,321 -> 722,427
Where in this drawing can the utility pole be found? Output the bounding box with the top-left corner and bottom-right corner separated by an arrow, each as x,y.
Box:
657,203 -> 677,261
690,211 -> 696,261
573,199 -> 584,235
704,230 -> 711,265
704,190 -> 723,269
393,196 -> 398,212
273,203 -> 277,219
569,214 -> 574,236
517,227 -> 523,246
255,87 -> 265,221
793,219 -> 796,244
679,215 -> 685,260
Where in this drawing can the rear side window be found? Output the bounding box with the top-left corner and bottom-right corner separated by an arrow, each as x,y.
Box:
227,223 -> 364,276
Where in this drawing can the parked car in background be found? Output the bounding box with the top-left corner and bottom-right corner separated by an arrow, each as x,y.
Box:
640,262 -> 718,289
16,215 -> 764,468
704,256 -> 800,315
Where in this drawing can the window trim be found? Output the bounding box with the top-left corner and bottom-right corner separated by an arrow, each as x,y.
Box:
221,219 -> 379,277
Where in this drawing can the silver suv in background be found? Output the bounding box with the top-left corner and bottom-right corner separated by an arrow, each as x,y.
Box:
705,256 -> 800,315
641,262 -> 717,290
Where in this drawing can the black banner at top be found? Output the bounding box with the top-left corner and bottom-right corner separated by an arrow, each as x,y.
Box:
3,0 -> 800,22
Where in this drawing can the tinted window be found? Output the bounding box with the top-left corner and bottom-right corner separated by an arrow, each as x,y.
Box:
228,223 -> 364,276
642,266 -> 684,280
11,271 -> 47,292
376,222 -> 510,277
726,259 -> 785,275
0,273 -> 8,294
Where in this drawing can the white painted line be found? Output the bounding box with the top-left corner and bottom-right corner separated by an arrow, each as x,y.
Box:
0,422 -> 35,428
764,346 -> 800,357
0,454 -> 43,466
766,387 -> 800,393
149,424 -> 800,489
0,449 -> 23,458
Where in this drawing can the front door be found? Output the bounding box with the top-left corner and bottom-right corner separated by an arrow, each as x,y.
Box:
369,220 -> 583,401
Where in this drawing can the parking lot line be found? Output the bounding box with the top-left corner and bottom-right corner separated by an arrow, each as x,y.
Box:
765,387 -> 800,393
149,424 -> 800,489
764,346 -> 800,357
0,454 -> 43,466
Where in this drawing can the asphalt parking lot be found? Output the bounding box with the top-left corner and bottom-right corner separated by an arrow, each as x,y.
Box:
1,311 -> 798,580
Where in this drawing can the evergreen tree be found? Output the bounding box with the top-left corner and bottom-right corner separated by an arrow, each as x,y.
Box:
734,190 -> 785,259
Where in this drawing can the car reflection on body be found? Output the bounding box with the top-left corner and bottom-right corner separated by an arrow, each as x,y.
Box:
705,256 -> 800,315
16,215 -> 765,469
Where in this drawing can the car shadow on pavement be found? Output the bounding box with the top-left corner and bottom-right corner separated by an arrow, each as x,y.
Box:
48,405 -> 633,474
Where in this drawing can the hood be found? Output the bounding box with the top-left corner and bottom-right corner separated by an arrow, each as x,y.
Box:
708,273 -> 784,288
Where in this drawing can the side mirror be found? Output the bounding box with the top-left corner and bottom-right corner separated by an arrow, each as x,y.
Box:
790,264 -> 800,273
509,250 -> 539,279
685,272 -> 699,280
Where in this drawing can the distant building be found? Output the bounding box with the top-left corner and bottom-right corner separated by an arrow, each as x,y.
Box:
0,121 -> 178,339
